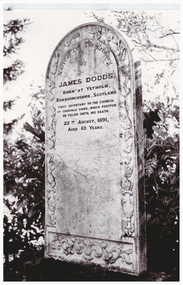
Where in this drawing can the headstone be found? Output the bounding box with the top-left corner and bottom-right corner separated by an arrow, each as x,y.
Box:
45,22 -> 146,276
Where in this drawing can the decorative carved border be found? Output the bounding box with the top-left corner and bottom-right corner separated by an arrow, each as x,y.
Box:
45,22 -> 145,274
46,230 -> 135,273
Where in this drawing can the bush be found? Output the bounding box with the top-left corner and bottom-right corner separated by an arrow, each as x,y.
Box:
4,96 -> 179,279
144,99 -> 179,273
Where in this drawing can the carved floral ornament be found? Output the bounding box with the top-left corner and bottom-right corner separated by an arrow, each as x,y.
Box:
48,233 -> 133,266
46,23 -> 140,237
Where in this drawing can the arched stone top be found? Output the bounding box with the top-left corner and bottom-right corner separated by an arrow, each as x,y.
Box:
46,21 -> 140,83
45,22 -> 146,275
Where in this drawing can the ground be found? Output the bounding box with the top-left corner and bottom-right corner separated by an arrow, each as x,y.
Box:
4,257 -> 179,281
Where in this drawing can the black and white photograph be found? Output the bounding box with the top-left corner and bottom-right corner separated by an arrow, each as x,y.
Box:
3,2 -> 180,281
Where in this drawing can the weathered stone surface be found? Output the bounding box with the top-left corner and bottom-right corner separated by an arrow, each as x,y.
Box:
45,22 -> 146,275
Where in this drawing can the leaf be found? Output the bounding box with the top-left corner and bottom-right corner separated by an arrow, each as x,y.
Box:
155,207 -> 166,214
146,156 -> 157,177
169,206 -> 179,212
166,137 -> 175,146
149,195 -> 154,203
17,200 -> 28,211
162,196 -> 173,207
148,218 -> 157,226
170,175 -> 178,185
158,187 -> 169,193
153,126 -> 167,139
28,206 -> 35,218
147,213 -> 151,222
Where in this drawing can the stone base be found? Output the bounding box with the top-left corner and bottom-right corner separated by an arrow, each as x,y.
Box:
23,258 -> 179,281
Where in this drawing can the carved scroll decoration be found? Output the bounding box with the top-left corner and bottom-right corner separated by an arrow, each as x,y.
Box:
45,22 -> 145,274
86,25 -> 135,237
47,154 -> 56,225
46,51 -> 59,227
46,24 -> 138,235
48,233 -> 133,266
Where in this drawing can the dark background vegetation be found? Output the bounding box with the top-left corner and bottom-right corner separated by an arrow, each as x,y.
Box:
3,8 -> 179,281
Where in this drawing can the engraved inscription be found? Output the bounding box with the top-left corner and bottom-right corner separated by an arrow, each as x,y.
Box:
45,22 -> 145,275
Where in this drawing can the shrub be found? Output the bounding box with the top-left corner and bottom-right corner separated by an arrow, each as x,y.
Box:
144,99 -> 179,273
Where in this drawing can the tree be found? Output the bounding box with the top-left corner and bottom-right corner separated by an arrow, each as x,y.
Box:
3,10 -> 45,272
144,99 -> 179,273
86,10 -> 179,104
3,85 -> 45,276
87,10 -> 180,273
87,10 -> 179,59
3,7 -> 46,222
4,85 -> 45,218
3,9 -> 31,136
3,9 -> 179,277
